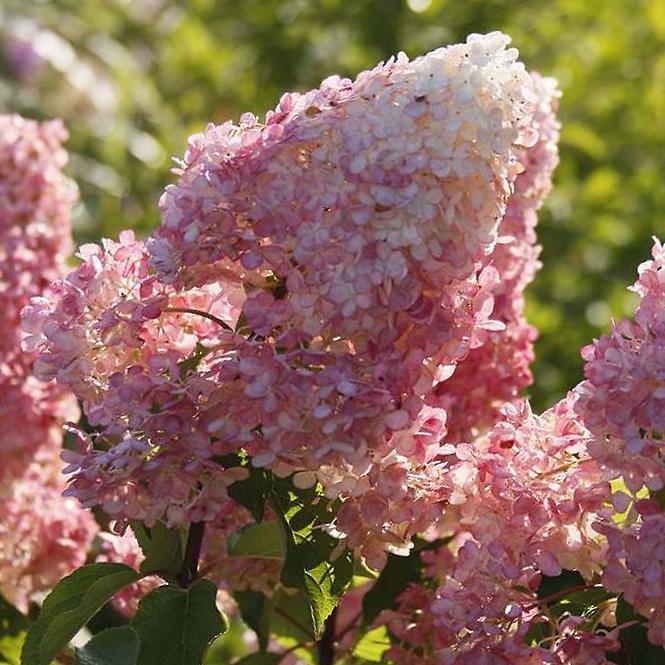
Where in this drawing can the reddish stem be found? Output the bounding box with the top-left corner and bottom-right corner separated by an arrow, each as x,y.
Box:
164,306 -> 233,332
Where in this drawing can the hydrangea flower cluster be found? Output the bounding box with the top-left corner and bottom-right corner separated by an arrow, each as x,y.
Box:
0,464 -> 97,612
378,394 -> 615,663
25,33 -> 562,569
576,238 -> 665,491
0,114 -> 97,608
0,114 -> 75,344
599,512 -> 665,647
0,115 -> 80,473
23,230 -> 249,528
574,237 -> 665,648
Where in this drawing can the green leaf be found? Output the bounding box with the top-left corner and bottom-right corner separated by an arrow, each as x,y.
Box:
22,563 -> 140,665
178,344 -> 210,380
74,627 -> 139,665
132,580 -> 227,665
615,598 -> 665,664
130,523 -> 152,558
231,654 -> 282,665
235,592 -> 270,652
352,625 -> 390,662
361,550 -> 422,626
228,466 -> 271,522
268,590 -> 315,665
353,559 -> 378,580
536,569 -> 585,599
269,589 -> 315,644
228,522 -> 284,560
135,522 -> 186,579
0,595 -> 28,664
272,488 -> 352,638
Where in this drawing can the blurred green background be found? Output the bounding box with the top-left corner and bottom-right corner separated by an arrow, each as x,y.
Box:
1,0 -> 663,410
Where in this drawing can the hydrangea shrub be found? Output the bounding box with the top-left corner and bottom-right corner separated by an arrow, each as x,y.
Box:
1,31 -> 664,665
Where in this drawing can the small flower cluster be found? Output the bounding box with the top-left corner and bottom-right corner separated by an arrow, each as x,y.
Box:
0,114 -> 97,608
576,238 -> 665,491
599,511 -> 665,647
0,115 -> 79,473
574,237 -> 665,647
378,395 -> 616,663
0,464 -> 97,612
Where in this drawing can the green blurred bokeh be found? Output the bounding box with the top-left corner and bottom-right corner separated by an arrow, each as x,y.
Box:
1,0 -> 663,410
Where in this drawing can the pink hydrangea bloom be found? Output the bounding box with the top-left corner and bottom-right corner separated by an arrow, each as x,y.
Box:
381,573 -> 619,664
369,391 -> 618,663
0,114 -> 75,353
443,395 -> 609,580
23,231 -> 248,527
600,512 -> 665,647
0,356 -> 78,479
576,238 -> 665,492
143,32 -> 557,562
0,113 -> 80,478
24,34 -> 550,560
149,31 -> 541,480
381,533 -> 619,664
439,74 -> 560,443
0,113 -> 99,609
0,461 -> 97,612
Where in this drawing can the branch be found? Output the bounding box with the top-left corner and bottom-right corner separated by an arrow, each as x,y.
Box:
176,521 -> 205,588
526,583 -> 597,609
164,306 -> 233,332
317,607 -> 337,665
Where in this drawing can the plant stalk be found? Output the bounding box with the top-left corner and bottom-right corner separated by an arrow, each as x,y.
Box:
318,607 -> 337,665
176,521 -> 205,588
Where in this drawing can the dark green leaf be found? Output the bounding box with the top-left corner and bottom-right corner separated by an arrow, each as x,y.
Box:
74,627 -> 139,665
228,467 -> 271,522
136,522 -> 186,579
228,522 -> 284,560
268,590 -> 316,664
537,570 -> 585,599
235,591 -> 270,652
270,482 -> 353,638
22,563 -> 140,665
651,487 -> 665,511
615,598 -> 665,664
178,344 -> 209,379
287,505 -> 316,533
273,498 -> 348,636
362,550 -> 423,626
269,589 -> 315,644
130,523 -> 152,559
353,559 -> 378,580
132,580 -> 227,665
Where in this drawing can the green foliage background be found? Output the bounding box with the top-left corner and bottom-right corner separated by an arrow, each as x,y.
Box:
1,0 -> 664,409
